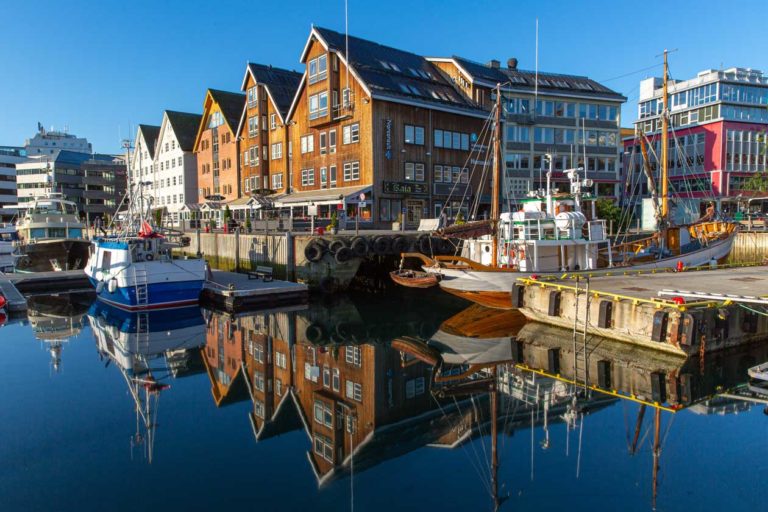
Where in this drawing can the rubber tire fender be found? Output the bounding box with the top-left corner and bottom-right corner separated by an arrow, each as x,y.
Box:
328,238 -> 348,254
350,236 -> 369,257
373,236 -> 391,255
392,235 -> 409,254
335,246 -> 354,264
304,242 -> 325,262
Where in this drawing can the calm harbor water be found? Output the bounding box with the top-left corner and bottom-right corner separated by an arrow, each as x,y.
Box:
1,288 -> 766,512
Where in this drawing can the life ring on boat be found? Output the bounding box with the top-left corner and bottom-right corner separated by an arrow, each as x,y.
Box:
107,278 -> 118,294
145,253 -> 154,261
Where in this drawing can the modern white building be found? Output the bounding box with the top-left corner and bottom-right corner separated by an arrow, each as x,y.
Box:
24,123 -> 92,156
0,146 -> 28,221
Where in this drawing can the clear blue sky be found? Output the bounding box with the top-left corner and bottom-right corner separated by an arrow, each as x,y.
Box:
2,0 -> 766,154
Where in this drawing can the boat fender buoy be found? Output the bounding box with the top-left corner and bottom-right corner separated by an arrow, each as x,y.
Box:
107,278 -> 117,294
95,281 -> 104,294
0,294 -> 6,309
145,253 -> 154,261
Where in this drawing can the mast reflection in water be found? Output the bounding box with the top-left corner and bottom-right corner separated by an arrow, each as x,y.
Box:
89,301 -> 206,462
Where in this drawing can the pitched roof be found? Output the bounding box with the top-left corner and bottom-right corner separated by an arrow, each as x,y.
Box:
303,26 -> 486,118
208,89 -> 246,133
245,63 -> 302,120
137,124 -> 160,158
165,110 -> 202,152
445,56 -> 625,100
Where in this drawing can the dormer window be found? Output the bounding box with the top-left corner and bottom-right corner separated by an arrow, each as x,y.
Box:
309,55 -> 328,84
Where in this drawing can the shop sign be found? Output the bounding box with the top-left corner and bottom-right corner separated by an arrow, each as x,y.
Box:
383,181 -> 428,195
384,119 -> 392,160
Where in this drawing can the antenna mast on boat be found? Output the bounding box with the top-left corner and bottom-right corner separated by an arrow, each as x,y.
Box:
660,49 -> 670,223
491,83 -> 502,267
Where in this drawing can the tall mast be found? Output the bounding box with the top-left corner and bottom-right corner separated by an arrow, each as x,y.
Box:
491,83 -> 502,267
661,50 -> 669,221
490,367 -> 499,511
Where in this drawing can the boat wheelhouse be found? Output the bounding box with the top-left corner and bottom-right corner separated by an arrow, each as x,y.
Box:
15,193 -> 90,272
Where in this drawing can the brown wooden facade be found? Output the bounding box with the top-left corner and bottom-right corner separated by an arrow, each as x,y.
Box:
193,90 -> 244,203
284,29 -> 490,229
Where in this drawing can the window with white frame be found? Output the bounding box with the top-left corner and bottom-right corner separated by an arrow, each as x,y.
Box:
345,346 -> 361,366
270,113 -> 277,129
332,368 -> 340,391
301,168 -> 315,186
329,129 -> 337,152
249,146 -> 259,165
309,91 -> 329,120
329,165 -> 337,187
314,434 -> 333,462
343,161 -> 360,181
271,143 -> 283,160
247,86 -> 258,107
320,166 -> 328,188
404,162 -> 425,181
300,134 -> 314,154
271,173 -> 283,189
248,116 -> 258,138
342,123 -> 359,144
275,351 -> 287,369
319,132 -> 327,154
314,400 -> 333,428
345,380 -> 362,402
308,54 -> 328,84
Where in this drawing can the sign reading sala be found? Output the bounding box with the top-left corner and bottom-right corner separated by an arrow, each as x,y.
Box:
383,181 -> 428,194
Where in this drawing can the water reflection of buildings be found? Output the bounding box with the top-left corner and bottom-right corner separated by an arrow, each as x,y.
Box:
199,299 -> 768,509
89,301 -> 206,462
27,292 -> 92,371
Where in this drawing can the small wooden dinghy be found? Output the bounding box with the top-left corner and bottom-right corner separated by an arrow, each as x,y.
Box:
389,269 -> 441,288
748,362 -> 768,382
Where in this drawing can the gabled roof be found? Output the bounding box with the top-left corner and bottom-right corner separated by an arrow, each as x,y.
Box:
193,89 -> 246,151
137,124 -> 160,158
241,63 -> 302,120
288,26 -> 488,120
209,89 -> 246,131
433,56 -> 626,101
164,110 -> 202,152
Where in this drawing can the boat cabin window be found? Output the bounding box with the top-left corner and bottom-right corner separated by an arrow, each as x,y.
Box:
69,228 -> 82,238
101,250 -> 112,271
30,228 -> 46,238
48,228 -> 66,238
0,232 -> 18,241
32,201 -> 62,215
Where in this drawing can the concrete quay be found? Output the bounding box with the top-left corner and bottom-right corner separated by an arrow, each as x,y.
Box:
513,265 -> 768,356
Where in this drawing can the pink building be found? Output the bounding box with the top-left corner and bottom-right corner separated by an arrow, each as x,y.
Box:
623,67 -> 768,200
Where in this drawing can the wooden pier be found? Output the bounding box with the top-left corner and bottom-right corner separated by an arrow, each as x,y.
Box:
201,270 -> 308,311
513,265 -> 768,356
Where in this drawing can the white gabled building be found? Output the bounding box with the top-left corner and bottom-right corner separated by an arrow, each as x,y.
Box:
130,124 -> 160,191
151,111 -> 202,225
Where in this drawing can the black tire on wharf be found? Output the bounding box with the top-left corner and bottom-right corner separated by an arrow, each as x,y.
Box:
417,234 -> 432,254
305,323 -> 325,344
328,238 -> 348,254
312,237 -> 328,249
304,242 -> 325,262
350,236 -> 369,257
373,236 -> 391,255
392,235 -> 409,254
335,246 -> 354,264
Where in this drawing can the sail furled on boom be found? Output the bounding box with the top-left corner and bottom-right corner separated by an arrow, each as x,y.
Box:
436,219 -> 494,239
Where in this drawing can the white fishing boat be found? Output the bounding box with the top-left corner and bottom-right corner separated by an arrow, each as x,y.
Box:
85,181 -> 207,310
402,52 -> 737,310
15,193 -> 90,272
748,362 -> 768,382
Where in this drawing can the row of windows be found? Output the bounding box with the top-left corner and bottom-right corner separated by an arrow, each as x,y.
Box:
508,126 -> 618,147
158,140 -> 176,154
726,129 -> 768,172
295,161 -> 360,188
153,175 -> 185,188
157,193 -> 185,206
503,95 -> 619,122
506,152 -> 618,173
434,129 -> 471,150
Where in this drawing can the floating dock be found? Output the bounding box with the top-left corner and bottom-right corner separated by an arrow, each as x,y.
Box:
0,273 -> 28,313
514,265 -> 768,356
0,269 -> 92,313
201,270 -> 308,311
